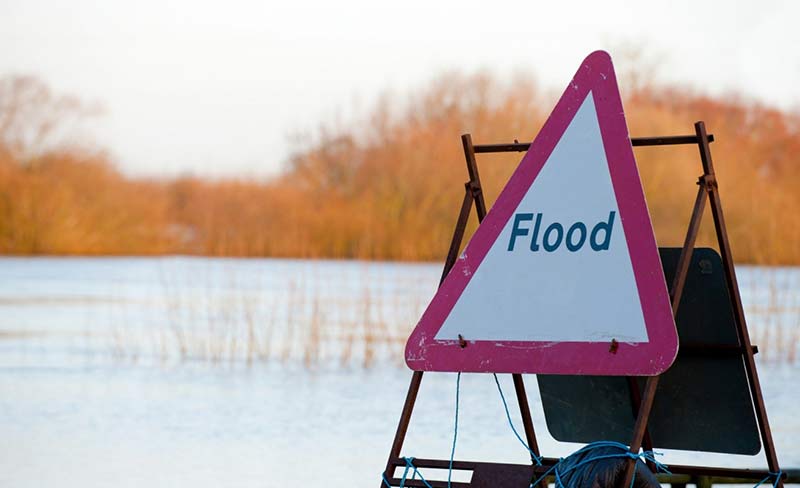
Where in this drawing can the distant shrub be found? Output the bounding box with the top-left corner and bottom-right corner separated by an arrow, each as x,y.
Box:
1,72 -> 798,264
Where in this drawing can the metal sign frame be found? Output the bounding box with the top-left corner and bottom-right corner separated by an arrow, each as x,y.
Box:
379,123 -> 785,488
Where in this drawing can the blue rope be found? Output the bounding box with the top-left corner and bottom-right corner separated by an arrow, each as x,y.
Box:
381,457 -> 434,488
383,375 -> 786,488
753,470 -> 783,488
448,372 -> 461,488
493,373 -> 543,465
381,372 -> 462,488
529,441 -> 671,488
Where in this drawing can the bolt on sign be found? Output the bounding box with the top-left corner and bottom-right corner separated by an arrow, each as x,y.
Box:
405,51 -> 679,376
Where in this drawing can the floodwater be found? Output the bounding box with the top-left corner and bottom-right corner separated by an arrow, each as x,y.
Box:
0,257 -> 798,487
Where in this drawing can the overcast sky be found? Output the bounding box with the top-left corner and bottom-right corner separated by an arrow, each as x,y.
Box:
1,0 -> 798,178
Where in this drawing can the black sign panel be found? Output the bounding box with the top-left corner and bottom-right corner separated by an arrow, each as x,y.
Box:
537,247 -> 761,455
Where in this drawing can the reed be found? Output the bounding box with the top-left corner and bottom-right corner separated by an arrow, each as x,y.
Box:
98,261 -> 799,369
743,267 -> 800,365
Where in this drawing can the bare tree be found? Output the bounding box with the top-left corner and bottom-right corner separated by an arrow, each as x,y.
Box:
0,75 -> 101,163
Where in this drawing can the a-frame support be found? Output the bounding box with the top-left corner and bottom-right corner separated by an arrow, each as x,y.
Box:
380,122 -> 784,488
620,122 -> 784,488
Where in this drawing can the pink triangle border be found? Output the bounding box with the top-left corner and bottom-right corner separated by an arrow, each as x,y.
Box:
404,51 -> 678,376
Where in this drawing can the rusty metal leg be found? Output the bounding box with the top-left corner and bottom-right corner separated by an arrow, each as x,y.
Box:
627,181 -> 707,474
671,184 -> 708,309
461,134 -> 487,221
464,133 -> 543,471
621,376 -> 660,488
695,121 -> 784,488
441,184 -> 474,285
382,168 -> 482,486
626,377 -> 656,471
512,374 -> 541,460
622,138 -> 710,487
381,370 -> 424,486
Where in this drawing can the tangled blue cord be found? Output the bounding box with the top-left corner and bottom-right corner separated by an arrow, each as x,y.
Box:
381,373 -> 461,488
381,373 -> 782,488
448,372 -> 461,488
754,470 -> 783,488
530,441 -> 671,488
382,457 -> 433,488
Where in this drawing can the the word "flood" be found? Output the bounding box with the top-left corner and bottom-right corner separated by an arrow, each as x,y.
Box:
507,211 -> 616,252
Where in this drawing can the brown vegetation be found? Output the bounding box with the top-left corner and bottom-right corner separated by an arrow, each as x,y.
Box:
0,73 -> 798,263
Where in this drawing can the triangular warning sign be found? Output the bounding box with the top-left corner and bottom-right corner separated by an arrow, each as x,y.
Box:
405,51 -> 678,376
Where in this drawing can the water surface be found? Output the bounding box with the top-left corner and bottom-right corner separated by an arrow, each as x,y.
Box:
0,257 -> 798,487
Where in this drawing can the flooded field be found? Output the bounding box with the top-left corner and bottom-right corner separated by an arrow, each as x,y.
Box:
0,257 -> 798,487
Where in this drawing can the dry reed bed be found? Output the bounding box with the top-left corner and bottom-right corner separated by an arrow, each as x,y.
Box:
107,262 -> 429,368
105,263 -> 800,368
741,267 -> 800,364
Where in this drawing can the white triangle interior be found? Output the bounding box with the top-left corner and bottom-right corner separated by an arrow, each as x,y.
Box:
434,92 -> 648,343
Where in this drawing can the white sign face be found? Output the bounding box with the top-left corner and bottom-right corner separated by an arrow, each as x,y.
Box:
434,93 -> 647,343
405,51 -> 679,376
